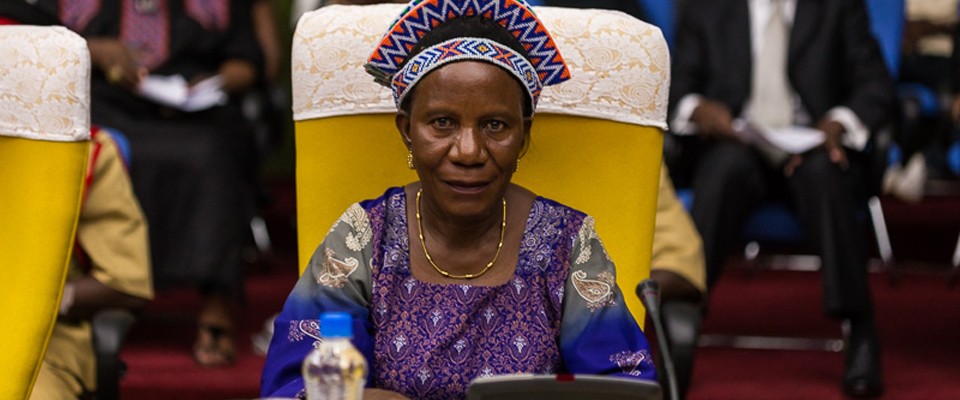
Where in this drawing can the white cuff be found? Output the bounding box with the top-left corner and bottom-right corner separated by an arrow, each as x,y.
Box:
826,107 -> 869,151
669,94 -> 704,135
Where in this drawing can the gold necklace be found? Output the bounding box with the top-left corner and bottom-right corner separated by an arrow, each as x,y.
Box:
415,188 -> 506,279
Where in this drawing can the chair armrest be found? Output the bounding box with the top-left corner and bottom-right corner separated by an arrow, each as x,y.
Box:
897,83 -> 941,119
92,308 -> 137,400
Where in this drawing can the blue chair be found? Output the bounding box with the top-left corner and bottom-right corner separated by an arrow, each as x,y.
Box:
866,0 -> 903,79
636,0 -> 675,49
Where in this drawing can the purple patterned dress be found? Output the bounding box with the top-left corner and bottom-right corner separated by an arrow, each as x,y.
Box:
261,187 -> 656,399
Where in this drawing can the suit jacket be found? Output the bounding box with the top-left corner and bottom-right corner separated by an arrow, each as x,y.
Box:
669,0 -> 896,136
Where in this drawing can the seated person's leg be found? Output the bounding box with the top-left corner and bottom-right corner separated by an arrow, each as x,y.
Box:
99,108 -> 254,368
689,141 -> 766,289
786,148 -> 881,396
181,122 -> 253,368
786,149 -> 873,318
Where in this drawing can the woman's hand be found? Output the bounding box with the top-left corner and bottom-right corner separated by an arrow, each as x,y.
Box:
216,59 -> 258,94
362,388 -> 411,400
87,38 -> 145,90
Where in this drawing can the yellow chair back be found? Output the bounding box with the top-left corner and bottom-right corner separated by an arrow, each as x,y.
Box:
0,25 -> 91,399
292,5 -> 669,324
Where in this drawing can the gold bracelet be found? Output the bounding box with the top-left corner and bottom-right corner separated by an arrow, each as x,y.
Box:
107,65 -> 123,85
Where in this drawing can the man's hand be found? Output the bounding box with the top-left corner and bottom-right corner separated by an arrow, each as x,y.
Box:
87,38 -> 145,90
817,119 -> 848,169
690,99 -> 743,143
785,119 -> 847,177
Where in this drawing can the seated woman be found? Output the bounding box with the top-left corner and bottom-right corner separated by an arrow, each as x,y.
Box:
260,1 -> 657,398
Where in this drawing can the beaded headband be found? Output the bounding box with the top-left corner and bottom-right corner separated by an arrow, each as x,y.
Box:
364,0 -> 571,110
390,37 -> 540,109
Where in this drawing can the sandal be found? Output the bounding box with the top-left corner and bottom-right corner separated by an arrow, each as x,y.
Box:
193,323 -> 237,368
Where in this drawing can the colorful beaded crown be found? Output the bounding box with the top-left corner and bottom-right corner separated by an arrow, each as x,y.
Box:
365,0 -> 571,109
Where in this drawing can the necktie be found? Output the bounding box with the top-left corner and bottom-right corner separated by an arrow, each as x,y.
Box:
750,0 -> 792,129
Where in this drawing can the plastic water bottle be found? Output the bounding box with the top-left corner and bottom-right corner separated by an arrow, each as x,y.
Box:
302,312 -> 368,400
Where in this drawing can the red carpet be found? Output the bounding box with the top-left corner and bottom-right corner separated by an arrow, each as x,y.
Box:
688,267 -> 960,400
119,264 -> 298,400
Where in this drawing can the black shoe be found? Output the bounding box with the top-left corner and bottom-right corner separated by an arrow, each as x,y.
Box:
842,322 -> 883,398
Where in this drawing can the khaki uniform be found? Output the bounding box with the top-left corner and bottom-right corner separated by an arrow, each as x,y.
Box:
651,165 -> 707,296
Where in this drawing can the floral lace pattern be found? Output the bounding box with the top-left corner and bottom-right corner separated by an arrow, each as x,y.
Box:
291,5 -> 669,129
368,191 -> 581,399
0,26 -> 90,142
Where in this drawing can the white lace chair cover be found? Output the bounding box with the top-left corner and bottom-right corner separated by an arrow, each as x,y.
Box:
291,4 -> 670,129
0,25 -> 91,142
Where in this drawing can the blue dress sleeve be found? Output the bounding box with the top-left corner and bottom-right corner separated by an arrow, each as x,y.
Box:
260,203 -> 377,398
558,216 -> 658,381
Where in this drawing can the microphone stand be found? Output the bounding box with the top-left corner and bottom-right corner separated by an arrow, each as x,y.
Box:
637,279 -> 680,400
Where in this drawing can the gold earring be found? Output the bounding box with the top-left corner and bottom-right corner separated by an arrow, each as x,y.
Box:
514,158 -> 520,172
407,151 -> 414,169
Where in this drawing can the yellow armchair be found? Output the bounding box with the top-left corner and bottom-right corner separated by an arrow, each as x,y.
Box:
291,5 -> 669,324
0,25 -> 91,399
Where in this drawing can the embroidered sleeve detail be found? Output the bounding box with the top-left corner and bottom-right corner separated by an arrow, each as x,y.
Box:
316,248 -> 359,288
571,270 -> 615,311
332,203 -> 372,252
609,350 -> 654,377
288,319 -> 323,349
575,217 -> 609,264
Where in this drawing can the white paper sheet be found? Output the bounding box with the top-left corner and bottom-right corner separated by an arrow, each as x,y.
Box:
733,119 -> 826,154
136,74 -> 227,112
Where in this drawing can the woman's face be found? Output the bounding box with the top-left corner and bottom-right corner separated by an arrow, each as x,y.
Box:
396,61 -> 530,222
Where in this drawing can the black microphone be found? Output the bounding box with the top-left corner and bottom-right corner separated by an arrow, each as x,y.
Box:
637,279 -> 679,400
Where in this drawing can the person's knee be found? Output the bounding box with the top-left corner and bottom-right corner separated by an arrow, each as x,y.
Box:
793,149 -> 841,179
693,142 -> 760,193
30,361 -> 83,400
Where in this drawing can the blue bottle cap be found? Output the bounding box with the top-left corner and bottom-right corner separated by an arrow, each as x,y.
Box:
320,312 -> 353,338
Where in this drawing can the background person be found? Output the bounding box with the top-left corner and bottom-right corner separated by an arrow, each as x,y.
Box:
0,0 -> 265,368
668,0 -> 896,397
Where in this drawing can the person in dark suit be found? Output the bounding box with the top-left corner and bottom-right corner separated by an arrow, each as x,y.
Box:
669,0 -> 895,397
